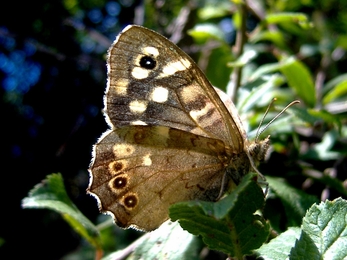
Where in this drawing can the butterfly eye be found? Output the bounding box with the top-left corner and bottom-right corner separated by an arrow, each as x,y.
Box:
139,55 -> 156,70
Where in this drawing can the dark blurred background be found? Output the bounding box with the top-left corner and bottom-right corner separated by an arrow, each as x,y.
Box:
0,1 -> 143,258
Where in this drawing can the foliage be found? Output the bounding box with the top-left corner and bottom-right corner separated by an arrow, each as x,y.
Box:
170,173 -> 270,257
1,0 -> 346,259
22,173 -> 101,249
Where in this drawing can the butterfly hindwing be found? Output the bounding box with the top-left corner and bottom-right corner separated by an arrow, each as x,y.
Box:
89,125 -> 230,230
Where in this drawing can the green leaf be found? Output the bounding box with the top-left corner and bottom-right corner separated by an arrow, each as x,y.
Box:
248,113 -> 297,139
303,130 -> 341,160
290,106 -> 320,125
206,46 -> 233,91
22,173 -> 101,249
250,30 -> 287,49
266,177 -> 319,227
246,57 -> 316,108
169,173 -> 270,258
188,24 -> 225,43
323,80 -> 347,104
264,13 -> 310,29
228,49 -> 257,68
279,57 -> 316,107
238,74 -> 284,113
249,62 -> 285,82
308,109 -> 340,124
255,227 -> 301,259
103,221 -> 198,260
290,198 -> 347,259
308,109 -> 342,130
197,1 -> 232,20
323,73 -> 347,96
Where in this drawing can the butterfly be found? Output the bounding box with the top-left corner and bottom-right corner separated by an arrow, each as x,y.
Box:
87,25 -> 270,231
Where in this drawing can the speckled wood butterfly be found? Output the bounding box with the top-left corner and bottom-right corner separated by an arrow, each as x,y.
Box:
87,25 -> 271,231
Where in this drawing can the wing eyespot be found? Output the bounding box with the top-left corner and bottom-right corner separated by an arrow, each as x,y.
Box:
139,56 -> 156,70
113,176 -> 127,189
124,194 -> 138,208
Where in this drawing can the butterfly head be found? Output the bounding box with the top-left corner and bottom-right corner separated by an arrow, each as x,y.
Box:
247,135 -> 271,163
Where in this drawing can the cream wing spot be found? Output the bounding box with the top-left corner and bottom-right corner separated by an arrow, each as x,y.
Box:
189,102 -> 219,129
132,67 -> 150,79
113,79 -> 129,95
190,107 -> 208,121
142,154 -> 152,166
189,101 -> 215,121
130,120 -> 148,126
154,126 -> 170,137
114,86 -> 127,96
180,84 -> 200,103
142,46 -> 159,57
129,100 -> 148,114
113,144 -> 135,157
153,126 -> 170,145
159,58 -> 191,78
179,84 -> 220,128
150,87 -> 169,103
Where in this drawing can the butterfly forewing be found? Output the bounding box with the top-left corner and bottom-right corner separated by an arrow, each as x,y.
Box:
106,26 -> 244,151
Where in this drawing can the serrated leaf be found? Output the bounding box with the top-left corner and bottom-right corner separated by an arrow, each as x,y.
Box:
22,173 -> 100,248
290,198 -> 347,259
255,227 -> 301,260
103,221 -> 198,260
266,177 -> 319,227
169,173 -> 270,258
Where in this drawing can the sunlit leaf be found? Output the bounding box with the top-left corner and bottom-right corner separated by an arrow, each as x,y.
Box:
22,173 -> 101,249
170,173 -> 270,258
290,198 -> 347,259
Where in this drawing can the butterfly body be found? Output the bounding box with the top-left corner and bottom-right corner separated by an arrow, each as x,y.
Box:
88,25 -> 269,231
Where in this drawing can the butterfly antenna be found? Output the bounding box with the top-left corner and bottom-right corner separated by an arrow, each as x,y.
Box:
255,98 -> 277,142
256,100 -> 300,141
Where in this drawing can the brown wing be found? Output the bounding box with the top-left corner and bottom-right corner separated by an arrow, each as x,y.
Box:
88,125 -> 230,231
106,25 -> 244,152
